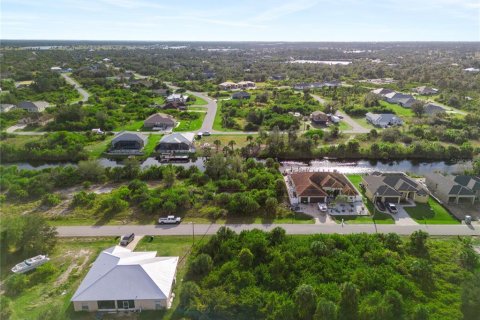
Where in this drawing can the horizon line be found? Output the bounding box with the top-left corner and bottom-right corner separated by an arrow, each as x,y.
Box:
1,39 -> 480,43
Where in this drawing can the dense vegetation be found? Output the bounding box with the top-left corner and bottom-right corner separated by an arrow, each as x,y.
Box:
180,228 -> 479,320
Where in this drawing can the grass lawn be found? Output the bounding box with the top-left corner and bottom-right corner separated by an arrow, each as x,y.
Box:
196,134 -> 257,150
0,135 -> 40,147
189,94 -> 208,105
173,112 -> 206,132
213,103 -> 242,132
182,212 -> 315,225
379,101 -> 414,117
345,174 -> 395,224
404,198 -> 460,224
352,117 -> 380,130
113,120 -> 144,131
337,121 -> 352,131
187,106 -> 207,111
143,134 -> 162,156
3,237 -> 118,320
84,136 -> 113,158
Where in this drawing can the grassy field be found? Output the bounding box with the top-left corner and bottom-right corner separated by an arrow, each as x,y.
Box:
346,174 -> 395,224
405,198 -> 460,224
3,237 -> 118,320
379,100 -> 414,117
213,103 -> 240,132
113,120 -> 144,131
336,121 -> 352,131
0,135 -> 40,147
196,134 -> 256,149
189,95 -> 208,105
352,116 -> 379,130
143,134 -> 162,156
84,136 -> 113,158
173,112 -> 206,132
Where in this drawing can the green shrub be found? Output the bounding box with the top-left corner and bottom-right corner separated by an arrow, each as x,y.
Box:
41,194 -> 61,207
4,274 -> 29,296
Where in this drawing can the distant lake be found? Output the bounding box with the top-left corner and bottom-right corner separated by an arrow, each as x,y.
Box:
280,159 -> 472,175
4,158 -> 472,176
288,60 -> 352,65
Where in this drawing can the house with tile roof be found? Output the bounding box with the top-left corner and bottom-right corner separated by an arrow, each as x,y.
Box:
425,173 -> 479,204
71,246 -> 178,312
288,172 -> 361,204
362,172 -> 429,204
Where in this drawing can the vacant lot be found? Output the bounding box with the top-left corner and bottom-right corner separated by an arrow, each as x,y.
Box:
405,198 -> 460,224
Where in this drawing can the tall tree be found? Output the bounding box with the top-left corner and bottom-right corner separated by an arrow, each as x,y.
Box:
294,284 -> 317,320
339,282 -> 359,320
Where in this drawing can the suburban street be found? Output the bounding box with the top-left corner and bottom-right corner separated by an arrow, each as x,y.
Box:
56,223 -> 480,237
61,73 -> 90,102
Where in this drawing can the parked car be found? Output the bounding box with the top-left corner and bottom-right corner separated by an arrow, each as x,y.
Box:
120,233 -> 135,246
386,203 -> 398,214
465,215 -> 472,225
202,131 -> 211,136
158,215 -> 182,224
375,200 -> 386,212
318,203 -> 328,212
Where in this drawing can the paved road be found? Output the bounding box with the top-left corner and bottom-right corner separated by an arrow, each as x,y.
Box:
311,94 -> 369,134
61,73 -> 90,102
56,223 -> 480,237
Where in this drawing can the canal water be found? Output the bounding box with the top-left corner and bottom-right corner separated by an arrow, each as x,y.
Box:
3,158 -> 473,175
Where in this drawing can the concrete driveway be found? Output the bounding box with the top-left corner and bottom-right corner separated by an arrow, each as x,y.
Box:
61,73 -> 90,102
390,204 -> 418,225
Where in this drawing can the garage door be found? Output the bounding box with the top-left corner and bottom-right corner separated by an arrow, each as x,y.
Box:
383,197 -> 400,203
309,197 -> 325,203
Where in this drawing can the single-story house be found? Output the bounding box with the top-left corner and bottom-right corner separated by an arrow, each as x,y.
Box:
155,132 -> 196,154
144,113 -> 176,130
166,94 -> 188,104
288,172 -> 361,204
362,172 -> 429,204
384,92 -> 417,108
237,81 -> 256,89
270,74 -> 285,81
464,67 -> 480,72
425,174 -> 479,204
110,132 -> 147,153
293,83 -> 311,90
371,88 -> 394,96
423,103 -> 446,116
50,66 -> 62,72
71,246 -> 178,312
413,86 -> 438,95
219,82 -> 238,90
366,112 -> 403,128
311,111 -> 329,125
0,104 -> 15,112
17,101 -> 50,112
232,91 -> 250,100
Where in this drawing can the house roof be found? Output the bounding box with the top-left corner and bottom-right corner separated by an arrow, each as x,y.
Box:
167,93 -> 187,100
144,113 -> 176,125
290,172 -> 357,198
311,111 -> 328,121
423,103 -> 445,115
453,175 -> 480,192
363,173 -> 426,197
232,91 -> 250,98
112,131 -> 147,144
159,132 -> 195,145
18,101 -> 50,111
371,88 -> 394,96
71,246 -> 178,302
414,86 -> 438,95
426,173 -> 476,197
366,113 -> 402,125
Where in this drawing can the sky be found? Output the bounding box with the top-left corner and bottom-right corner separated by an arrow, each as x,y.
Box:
1,0 -> 479,41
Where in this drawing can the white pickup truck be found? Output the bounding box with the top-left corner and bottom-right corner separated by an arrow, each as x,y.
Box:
158,215 -> 182,224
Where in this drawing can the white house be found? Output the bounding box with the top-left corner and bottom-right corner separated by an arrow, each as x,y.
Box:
155,132 -> 196,154
366,112 -> 403,128
166,93 -> 188,104
71,246 -> 179,312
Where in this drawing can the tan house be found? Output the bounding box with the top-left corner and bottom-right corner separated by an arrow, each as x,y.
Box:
71,246 -> 179,312
17,101 -> 50,112
218,81 -> 238,90
425,173 -> 478,204
144,113 -> 176,130
288,172 -> 361,204
362,172 -> 429,204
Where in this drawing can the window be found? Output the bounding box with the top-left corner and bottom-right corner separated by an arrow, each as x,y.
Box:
155,300 -> 163,310
98,300 -> 116,310
81,303 -> 89,311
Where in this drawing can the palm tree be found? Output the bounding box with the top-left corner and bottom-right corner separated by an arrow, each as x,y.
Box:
228,140 -> 236,152
213,139 -> 221,152
222,145 -> 231,156
246,135 -> 254,143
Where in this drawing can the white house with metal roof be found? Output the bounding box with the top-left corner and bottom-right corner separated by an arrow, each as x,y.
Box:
155,132 -> 196,154
366,112 -> 403,128
71,246 -> 179,312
